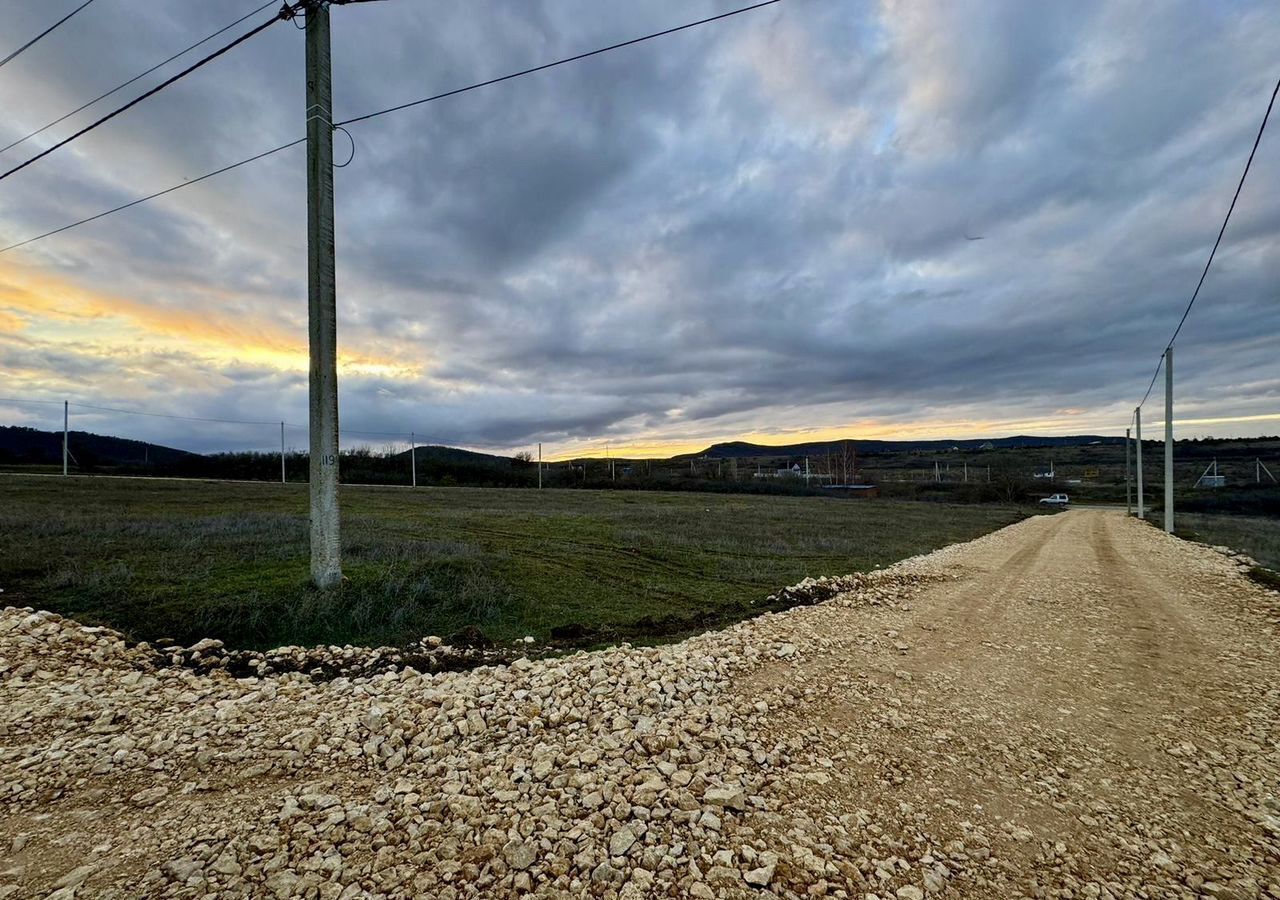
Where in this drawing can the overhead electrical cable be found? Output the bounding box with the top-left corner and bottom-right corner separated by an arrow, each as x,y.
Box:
0,0 -> 781,252
1135,76 -> 1279,410
0,0 -> 279,157
0,3 -> 295,184
0,397 -> 64,406
0,138 -> 305,253
335,0 -> 782,127
0,0 -> 97,70
68,401 -> 285,427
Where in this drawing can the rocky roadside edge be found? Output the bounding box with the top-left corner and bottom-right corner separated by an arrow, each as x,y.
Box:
1,558 -> 949,900
141,572 -> 888,683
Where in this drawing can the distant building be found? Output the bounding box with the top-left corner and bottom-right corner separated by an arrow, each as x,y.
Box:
979,441 -> 995,451
753,462 -> 831,481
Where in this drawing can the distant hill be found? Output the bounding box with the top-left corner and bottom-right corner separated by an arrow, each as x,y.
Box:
390,444 -> 515,468
677,435 -> 1123,459
0,425 -> 197,466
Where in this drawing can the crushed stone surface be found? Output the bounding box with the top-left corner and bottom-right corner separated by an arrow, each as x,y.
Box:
1,509 -> 1277,899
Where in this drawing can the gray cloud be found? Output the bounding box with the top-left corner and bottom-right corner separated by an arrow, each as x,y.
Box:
1,0 -> 1279,454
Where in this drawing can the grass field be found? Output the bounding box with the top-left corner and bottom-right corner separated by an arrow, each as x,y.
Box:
0,475 -> 1027,650
1173,512 -> 1280,571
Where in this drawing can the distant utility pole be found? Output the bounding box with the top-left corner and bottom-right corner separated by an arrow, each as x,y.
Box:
538,442 -> 542,489
1164,345 -> 1174,534
306,0 -> 341,588
280,421 -> 286,483
1124,426 -> 1131,515
62,400 -> 68,476
1135,407 -> 1144,519
410,431 -> 417,487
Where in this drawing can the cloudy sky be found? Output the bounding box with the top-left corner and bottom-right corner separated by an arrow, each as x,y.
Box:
1,0 -> 1278,458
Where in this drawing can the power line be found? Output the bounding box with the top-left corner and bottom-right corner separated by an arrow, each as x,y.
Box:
0,0 -> 782,254
69,401 -> 283,427
335,0 -> 783,127
0,0 -> 97,70
0,3 -> 295,184
0,397 -> 64,407
0,395 -> 282,426
0,395 -> 428,438
0,0 -> 279,158
1136,76 -> 1280,410
0,138 -> 305,254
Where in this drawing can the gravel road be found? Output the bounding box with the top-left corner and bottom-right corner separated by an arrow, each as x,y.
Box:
2,510 -> 1277,899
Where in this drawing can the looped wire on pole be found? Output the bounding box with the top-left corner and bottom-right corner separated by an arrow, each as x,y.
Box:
333,126 -> 355,167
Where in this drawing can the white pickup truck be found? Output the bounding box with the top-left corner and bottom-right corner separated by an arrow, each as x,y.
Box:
1038,493 -> 1070,508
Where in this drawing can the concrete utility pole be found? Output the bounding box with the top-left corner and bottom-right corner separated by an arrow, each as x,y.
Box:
280,422 -> 286,483
1136,407 -> 1144,519
410,431 -> 416,487
306,0 -> 341,588
62,400 -> 68,476
1125,426 -> 1131,516
1164,345 -> 1174,534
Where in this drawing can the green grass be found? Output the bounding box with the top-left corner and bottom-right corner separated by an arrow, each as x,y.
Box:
1173,511 -> 1280,571
0,475 -> 1024,650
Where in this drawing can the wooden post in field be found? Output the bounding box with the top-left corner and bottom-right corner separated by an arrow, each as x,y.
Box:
1164,346 -> 1174,534
1125,427 -> 1131,515
538,442 -> 542,489
410,431 -> 417,487
1135,407 -> 1144,519
280,421 -> 286,483
62,400 -> 69,476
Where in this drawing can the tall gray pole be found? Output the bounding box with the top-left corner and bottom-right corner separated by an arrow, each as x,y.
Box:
280,422 -> 286,483
306,1 -> 341,588
410,431 -> 416,487
62,400 -> 68,476
1164,345 -> 1174,534
1124,427 -> 1131,516
1135,407 -> 1144,519
538,442 -> 542,489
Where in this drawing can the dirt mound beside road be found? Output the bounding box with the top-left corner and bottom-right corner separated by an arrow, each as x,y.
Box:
2,510 -> 1278,899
